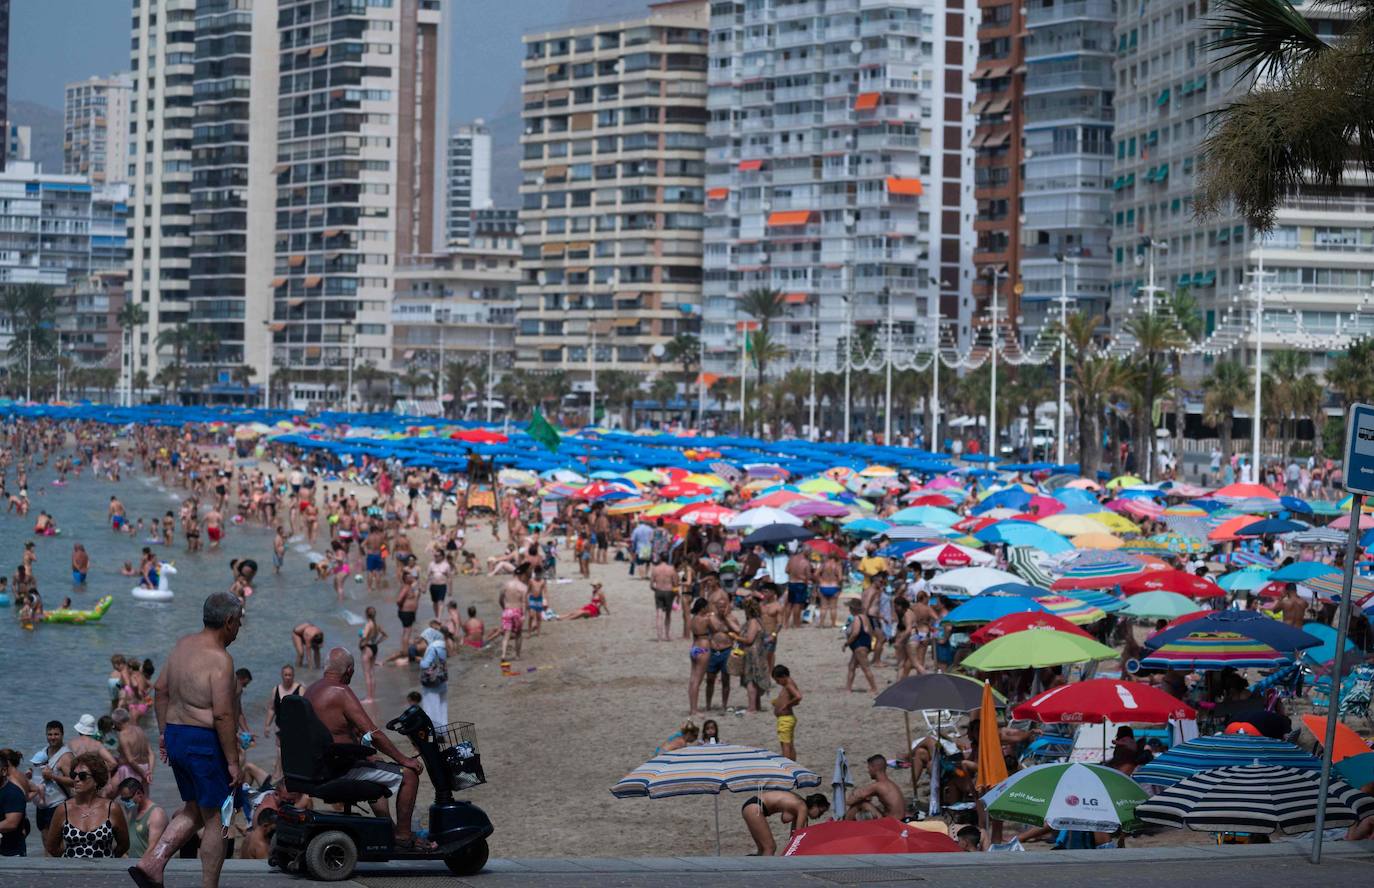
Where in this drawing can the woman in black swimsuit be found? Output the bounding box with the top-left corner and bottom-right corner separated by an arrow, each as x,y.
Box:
42,753 -> 128,859
845,599 -> 879,694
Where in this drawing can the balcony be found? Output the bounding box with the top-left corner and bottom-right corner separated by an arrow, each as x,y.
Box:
1025,0 -> 1115,28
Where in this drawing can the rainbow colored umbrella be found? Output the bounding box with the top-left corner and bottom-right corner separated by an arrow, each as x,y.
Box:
1050,558 -> 1146,591
1138,632 -> 1294,670
1034,594 -> 1108,625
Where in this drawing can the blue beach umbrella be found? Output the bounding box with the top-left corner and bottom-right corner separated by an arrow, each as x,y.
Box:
1268,562 -> 1339,583
974,521 -> 1074,555
1236,518 -> 1308,536
842,518 -> 891,538
973,488 -> 1032,514
942,596 -> 1049,625
1145,609 -> 1322,652
1134,735 -> 1321,788
889,506 -> 961,527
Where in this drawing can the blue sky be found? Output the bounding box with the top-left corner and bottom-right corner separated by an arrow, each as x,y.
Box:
10,0 -> 648,121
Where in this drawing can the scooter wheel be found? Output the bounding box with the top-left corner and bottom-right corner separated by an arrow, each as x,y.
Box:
444,838 -> 489,876
304,830 -> 358,881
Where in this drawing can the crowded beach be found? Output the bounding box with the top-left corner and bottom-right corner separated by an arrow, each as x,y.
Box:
0,402 -> 1372,871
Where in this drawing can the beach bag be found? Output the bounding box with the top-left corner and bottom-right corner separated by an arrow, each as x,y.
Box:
420,658 -> 448,688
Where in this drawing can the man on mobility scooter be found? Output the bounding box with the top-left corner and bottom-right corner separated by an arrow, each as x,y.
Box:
271,647 -> 492,881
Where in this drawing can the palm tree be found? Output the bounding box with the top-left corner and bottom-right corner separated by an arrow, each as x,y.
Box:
1262,349 -> 1310,455
649,375 -> 678,425
1197,0 -> 1373,230
154,323 -> 205,403
746,329 -> 788,386
398,366 -> 428,400
1126,313 -> 1188,478
595,368 -> 639,428
1164,288 -> 1204,459
495,368 -> 532,420
1204,359 -> 1250,459
739,288 -> 785,339
116,300 -> 148,406
3,284 -> 57,391
352,361 -> 391,411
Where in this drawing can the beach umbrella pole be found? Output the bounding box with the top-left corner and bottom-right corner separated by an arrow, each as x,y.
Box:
1310,492 -> 1362,864
904,712 -> 918,800
714,793 -> 721,857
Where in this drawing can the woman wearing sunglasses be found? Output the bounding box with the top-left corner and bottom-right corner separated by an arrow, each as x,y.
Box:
42,752 -> 128,859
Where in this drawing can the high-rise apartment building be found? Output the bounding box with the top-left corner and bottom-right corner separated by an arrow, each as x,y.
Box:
516,0 -> 710,389
0,163 -> 128,351
186,0 -> 279,380
702,0 -> 978,422
1019,0 -> 1115,329
64,75 -> 133,184
127,0 -> 197,382
0,1 -> 9,171
446,120 -> 492,244
390,242 -> 519,413
971,0 -> 1024,319
1108,0 -> 1366,375
273,0 -> 448,407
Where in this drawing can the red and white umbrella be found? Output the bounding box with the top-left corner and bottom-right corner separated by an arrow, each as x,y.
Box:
907,543 -> 993,568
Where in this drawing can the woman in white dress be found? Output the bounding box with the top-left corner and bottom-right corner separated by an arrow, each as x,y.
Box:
417,626 -> 449,727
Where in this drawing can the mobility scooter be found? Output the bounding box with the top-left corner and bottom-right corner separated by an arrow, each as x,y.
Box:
270,696 -> 493,881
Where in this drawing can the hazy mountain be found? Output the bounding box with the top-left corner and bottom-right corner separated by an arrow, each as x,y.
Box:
9,100 -> 65,173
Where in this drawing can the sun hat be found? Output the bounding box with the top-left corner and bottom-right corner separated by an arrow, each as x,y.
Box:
73,714 -> 99,737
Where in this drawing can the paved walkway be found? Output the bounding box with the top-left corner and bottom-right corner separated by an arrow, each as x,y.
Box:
2,842 -> 1371,888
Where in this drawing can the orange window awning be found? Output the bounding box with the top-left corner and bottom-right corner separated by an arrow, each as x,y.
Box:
738,159 -> 763,172
323,229 -> 342,238
541,243 -> 565,255
707,187 -> 729,200
767,210 -> 815,227
854,92 -> 881,110
783,292 -> 810,304
565,242 -> 592,252
304,276 -> 322,288
270,277 -> 286,288
698,372 -> 719,387
288,255 -> 306,267
886,177 -> 924,195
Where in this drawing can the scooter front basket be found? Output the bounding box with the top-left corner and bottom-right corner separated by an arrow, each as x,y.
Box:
435,721 -> 486,789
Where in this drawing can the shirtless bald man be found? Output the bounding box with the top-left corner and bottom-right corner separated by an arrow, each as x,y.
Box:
303,648 -> 430,850
844,754 -> 907,820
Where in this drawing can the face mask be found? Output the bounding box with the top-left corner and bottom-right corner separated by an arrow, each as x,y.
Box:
220,793 -> 235,833
120,799 -> 138,817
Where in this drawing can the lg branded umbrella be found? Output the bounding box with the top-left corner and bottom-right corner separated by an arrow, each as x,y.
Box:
611,744 -> 820,854
783,818 -> 960,855
741,524 -> 815,548
1136,764 -> 1374,834
1013,679 -> 1195,724
982,763 -> 1147,832
1134,734 -> 1321,788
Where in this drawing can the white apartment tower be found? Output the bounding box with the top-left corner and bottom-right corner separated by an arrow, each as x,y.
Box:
127,0 -> 198,382
272,0 -> 448,408
516,1 -> 710,384
64,74 -> 133,185
446,120 -> 492,244
702,0 -> 978,433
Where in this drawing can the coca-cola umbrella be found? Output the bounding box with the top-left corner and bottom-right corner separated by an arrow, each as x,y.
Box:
1013,678 -> 1195,724
1119,568 -> 1225,599
969,611 -> 1095,645
783,818 -> 960,856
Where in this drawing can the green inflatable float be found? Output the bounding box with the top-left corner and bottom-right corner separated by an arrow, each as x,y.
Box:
40,595 -> 113,625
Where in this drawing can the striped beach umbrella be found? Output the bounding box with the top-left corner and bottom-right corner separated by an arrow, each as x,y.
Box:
1050,558 -> 1145,591
1150,532 -> 1210,555
1138,632 -> 1293,670
982,763 -> 1146,832
1302,571 -> 1374,602
1134,734 -> 1322,788
1136,764 -> 1374,834
1034,594 -> 1108,625
1216,550 -> 1276,568
1284,526 -> 1351,546
611,745 -> 820,799
1008,546 -> 1057,589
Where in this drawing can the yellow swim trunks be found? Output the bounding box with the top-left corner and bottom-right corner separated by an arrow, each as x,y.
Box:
776,714 -> 797,744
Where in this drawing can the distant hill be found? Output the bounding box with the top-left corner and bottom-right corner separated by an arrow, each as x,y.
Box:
9,100 -> 65,173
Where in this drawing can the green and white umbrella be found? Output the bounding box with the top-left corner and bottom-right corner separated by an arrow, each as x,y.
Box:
981,762 -> 1146,832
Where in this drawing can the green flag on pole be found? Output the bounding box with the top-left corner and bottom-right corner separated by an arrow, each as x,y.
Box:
528,408 -> 561,453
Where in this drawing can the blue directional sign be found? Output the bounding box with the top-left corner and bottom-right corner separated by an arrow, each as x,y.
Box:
1344,403 -> 1374,495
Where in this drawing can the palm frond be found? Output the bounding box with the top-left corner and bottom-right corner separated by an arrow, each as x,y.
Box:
1207,0 -> 1328,80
